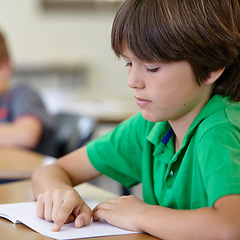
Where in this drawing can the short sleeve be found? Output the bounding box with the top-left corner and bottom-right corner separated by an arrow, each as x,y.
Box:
87,112 -> 149,188
10,85 -> 55,128
197,123 -> 240,206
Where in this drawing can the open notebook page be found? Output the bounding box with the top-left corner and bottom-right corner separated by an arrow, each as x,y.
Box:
0,199 -> 139,240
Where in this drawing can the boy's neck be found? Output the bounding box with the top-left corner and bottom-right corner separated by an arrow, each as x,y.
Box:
169,92 -> 212,152
169,107 -> 203,153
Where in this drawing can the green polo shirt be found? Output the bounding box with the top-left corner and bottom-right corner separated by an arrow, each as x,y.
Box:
87,95 -> 240,210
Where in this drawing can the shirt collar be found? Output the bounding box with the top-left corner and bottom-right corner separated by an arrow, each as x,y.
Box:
147,121 -> 171,146
182,95 -> 230,146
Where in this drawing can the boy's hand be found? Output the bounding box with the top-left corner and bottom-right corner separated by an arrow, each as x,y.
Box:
92,195 -> 148,232
36,187 -> 92,231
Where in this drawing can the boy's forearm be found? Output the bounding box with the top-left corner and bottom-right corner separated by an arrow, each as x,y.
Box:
32,146 -> 101,200
138,204 -> 237,240
32,164 -> 73,200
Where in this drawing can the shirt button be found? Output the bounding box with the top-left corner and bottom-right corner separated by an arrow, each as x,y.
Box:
170,170 -> 174,176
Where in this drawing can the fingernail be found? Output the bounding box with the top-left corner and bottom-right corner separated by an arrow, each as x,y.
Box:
76,218 -> 84,228
52,223 -> 59,232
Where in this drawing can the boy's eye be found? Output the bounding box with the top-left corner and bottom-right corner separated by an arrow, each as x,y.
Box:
125,62 -> 132,67
147,67 -> 159,73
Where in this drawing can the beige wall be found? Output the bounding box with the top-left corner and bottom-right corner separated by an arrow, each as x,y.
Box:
0,0 -> 132,100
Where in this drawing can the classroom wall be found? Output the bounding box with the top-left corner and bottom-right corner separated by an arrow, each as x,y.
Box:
0,0 -> 142,196
0,0 -> 132,100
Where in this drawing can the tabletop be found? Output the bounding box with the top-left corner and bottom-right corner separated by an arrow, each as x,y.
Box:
0,147 -> 49,180
0,180 -> 158,240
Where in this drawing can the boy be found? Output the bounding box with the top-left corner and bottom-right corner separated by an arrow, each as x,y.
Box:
0,31 -> 56,156
32,0 -> 240,239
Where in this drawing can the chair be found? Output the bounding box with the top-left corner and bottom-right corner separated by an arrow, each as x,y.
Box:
54,112 -> 131,196
54,112 -> 96,158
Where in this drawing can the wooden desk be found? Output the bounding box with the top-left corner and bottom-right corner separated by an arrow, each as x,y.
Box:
0,180 -> 157,240
0,148 -> 46,180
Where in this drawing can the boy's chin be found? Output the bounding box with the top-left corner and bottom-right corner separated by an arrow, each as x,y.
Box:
141,111 -> 166,123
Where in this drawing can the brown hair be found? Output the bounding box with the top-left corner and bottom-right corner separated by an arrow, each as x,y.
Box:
111,0 -> 240,101
0,31 -> 10,64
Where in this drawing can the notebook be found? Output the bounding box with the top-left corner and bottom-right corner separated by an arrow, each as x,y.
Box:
0,199 -> 138,240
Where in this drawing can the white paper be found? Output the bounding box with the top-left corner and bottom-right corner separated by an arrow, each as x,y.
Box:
0,200 -> 138,240
42,156 -> 56,166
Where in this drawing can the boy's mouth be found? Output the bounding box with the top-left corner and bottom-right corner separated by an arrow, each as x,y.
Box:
134,96 -> 152,107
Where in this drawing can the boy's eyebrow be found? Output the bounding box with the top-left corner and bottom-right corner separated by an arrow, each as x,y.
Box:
120,53 -> 128,59
121,54 -> 133,62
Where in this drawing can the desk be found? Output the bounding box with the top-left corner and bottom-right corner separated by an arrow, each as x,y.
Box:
0,180 -> 157,240
0,148 -> 46,180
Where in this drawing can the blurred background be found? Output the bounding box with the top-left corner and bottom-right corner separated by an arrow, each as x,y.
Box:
0,0 -> 142,197
0,0 -> 138,115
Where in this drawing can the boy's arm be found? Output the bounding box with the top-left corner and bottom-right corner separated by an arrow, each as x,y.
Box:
140,194 -> 240,240
32,146 -> 101,231
93,194 -> 240,240
0,115 -> 42,148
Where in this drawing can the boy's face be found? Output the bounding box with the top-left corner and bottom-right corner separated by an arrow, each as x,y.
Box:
121,44 -> 213,125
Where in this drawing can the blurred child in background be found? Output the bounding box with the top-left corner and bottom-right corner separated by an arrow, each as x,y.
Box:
0,31 -> 56,156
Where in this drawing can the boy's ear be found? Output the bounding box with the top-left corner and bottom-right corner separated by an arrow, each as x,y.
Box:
205,67 -> 225,84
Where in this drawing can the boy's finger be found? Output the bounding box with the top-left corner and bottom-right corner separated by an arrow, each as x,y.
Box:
65,213 -> 75,224
74,203 -> 92,228
44,200 -> 53,222
36,193 -> 49,219
52,222 -> 62,232
52,213 -> 75,231
74,211 -> 92,228
51,202 -> 75,231
36,200 -> 44,219
92,208 -> 108,222
52,200 -> 64,222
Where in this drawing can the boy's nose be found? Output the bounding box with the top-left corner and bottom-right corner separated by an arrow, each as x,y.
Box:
127,68 -> 145,89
